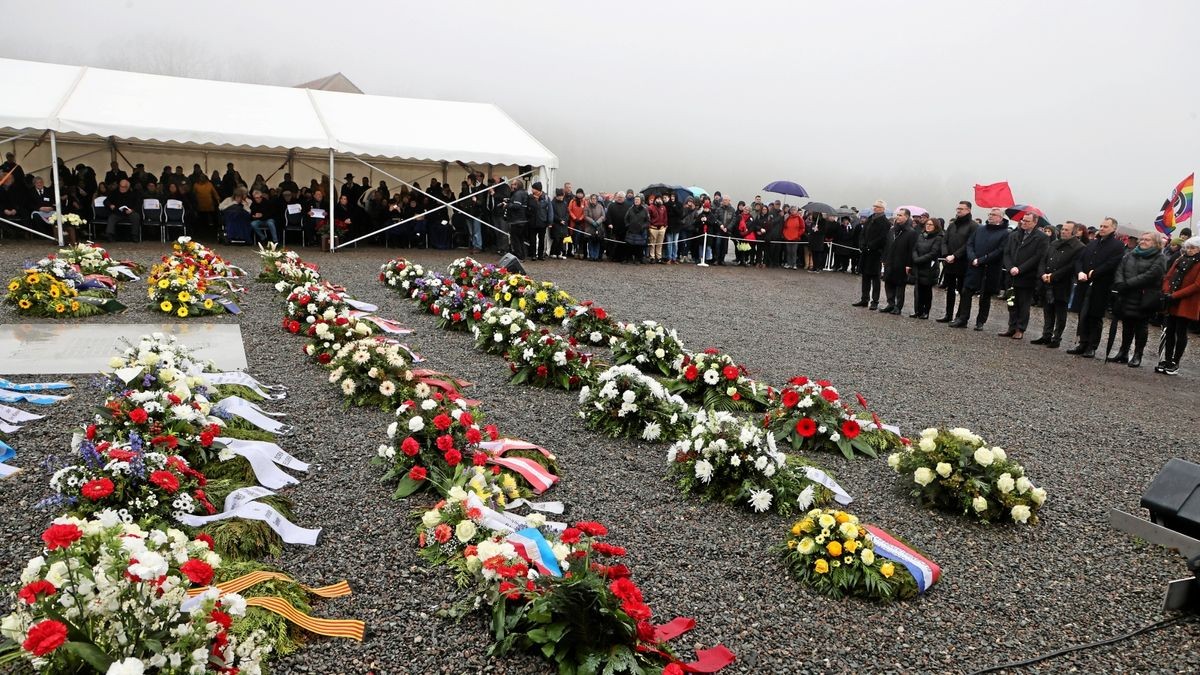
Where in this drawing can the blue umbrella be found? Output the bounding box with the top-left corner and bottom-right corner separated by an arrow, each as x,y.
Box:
763,180 -> 810,198
687,186 -> 709,198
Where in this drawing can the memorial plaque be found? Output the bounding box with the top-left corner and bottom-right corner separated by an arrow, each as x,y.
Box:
0,323 -> 248,374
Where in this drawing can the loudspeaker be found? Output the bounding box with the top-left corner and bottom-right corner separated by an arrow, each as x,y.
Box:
498,253 -> 525,275
1142,458 -> 1200,540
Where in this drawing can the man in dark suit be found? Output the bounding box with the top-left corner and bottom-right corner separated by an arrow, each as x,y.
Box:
1033,222 -> 1085,347
852,200 -> 890,309
880,208 -> 917,314
999,213 -> 1050,339
1067,217 -> 1127,357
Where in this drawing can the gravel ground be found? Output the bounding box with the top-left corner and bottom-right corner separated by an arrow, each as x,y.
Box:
1,240 -> 1198,675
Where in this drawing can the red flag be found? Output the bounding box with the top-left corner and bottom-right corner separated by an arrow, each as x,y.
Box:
974,182 -> 1015,208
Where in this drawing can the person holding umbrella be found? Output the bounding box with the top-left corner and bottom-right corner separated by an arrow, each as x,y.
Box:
999,212 -> 1050,339
851,200 -> 891,309
1158,237 -> 1200,374
1066,217 -> 1126,357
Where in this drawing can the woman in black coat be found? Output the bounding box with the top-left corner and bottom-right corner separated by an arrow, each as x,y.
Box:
909,217 -> 945,319
1109,231 -> 1166,366
623,196 -> 650,264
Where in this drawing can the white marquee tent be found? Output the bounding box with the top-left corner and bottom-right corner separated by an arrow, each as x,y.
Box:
0,57 -> 558,245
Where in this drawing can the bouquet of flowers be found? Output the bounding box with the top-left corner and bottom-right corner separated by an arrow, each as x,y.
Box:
491,273 -> 535,310
561,301 -> 617,346
764,377 -> 904,459
171,236 -> 241,280
778,507 -> 919,601
379,258 -> 427,294
53,242 -> 144,277
506,330 -> 595,390
413,467 -> 525,579
467,263 -> 510,296
888,427 -> 1046,525
326,337 -> 415,410
302,315 -> 375,365
429,284 -> 491,332
666,349 -> 767,412
146,260 -> 223,318
375,392 -> 495,498
283,281 -> 349,332
46,211 -> 86,233
5,269 -> 92,317
446,256 -> 483,283
87,387 -> 224,467
523,280 -> 575,324
577,365 -> 690,442
42,435 -> 216,527
258,243 -> 321,290
0,516 -> 270,674
472,306 -> 535,355
668,410 -> 832,515
610,320 -> 686,376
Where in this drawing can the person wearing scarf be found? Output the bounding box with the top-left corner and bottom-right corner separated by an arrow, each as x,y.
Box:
1158,237 -> 1200,374
1109,232 -> 1166,366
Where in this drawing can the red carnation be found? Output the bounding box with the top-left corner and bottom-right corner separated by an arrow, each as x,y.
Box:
591,542 -> 626,556
432,414 -> 452,431
536,365 -> 549,378
465,427 -> 482,444
560,527 -> 582,544
434,524 -> 452,543
683,365 -> 699,381
408,466 -> 427,481
167,393 -> 182,405
703,347 -> 719,355
84,424 -> 97,440
436,434 -> 455,452
472,310 -> 482,321
80,478 -> 114,501
128,407 -> 149,424
841,419 -> 861,440
472,452 -> 488,466
821,388 -> 839,402
317,352 -> 332,364
732,391 -> 741,401
609,577 -> 644,603
209,608 -> 233,629
459,412 -> 475,427
287,320 -> 301,334
594,307 -> 607,319
722,364 -> 739,380
18,580 -> 56,605
41,523 -> 82,550
789,376 -> 809,386
451,312 -> 462,322
795,417 -> 818,438
149,470 -> 180,493
180,558 -> 215,586
781,389 -> 800,408
622,600 -> 652,622
401,437 -> 420,457
22,619 -> 67,656
195,533 -> 215,550
575,521 -> 608,537
816,379 -> 832,388
199,430 -> 216,447
636,620 -> 657,642
443,449 -> 462,466
485,425 -> 499,440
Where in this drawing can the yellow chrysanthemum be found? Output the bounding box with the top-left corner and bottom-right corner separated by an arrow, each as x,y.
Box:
880,562 -> 895,578
177,291 -> 191,302
552,306 -> 566,319
158,278 -> 170,289
799,519 -> 815,533
835,511 -> 850,524
203,299 -> 214,310
160,300 -> 173,312
54,303 -> 65,313
534,290 -> 549,304
814,559 -> 829,574
790,522 -> 804,536
17,299 -> 32,309
177,306 -> 189,318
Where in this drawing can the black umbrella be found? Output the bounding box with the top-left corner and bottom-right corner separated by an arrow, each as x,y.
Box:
802,202 -> 835,215
640,183 -> 688,202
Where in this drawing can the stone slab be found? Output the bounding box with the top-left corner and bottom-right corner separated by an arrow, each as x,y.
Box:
0,323 -> 247,374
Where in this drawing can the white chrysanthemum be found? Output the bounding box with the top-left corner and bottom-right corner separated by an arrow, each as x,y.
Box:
796,485 -> 815,510
642,422 -> 662,441
702,369 -> 720,385
729,454 -> 741,467
860,548 -> 876,566
378,381 -> 396,396
413,382 -> 431,398
341,378 -> 356,395
577,386 -> 591,404
748,489 -> 773,513
694,459 -> 713,483
622,390 -> 636,403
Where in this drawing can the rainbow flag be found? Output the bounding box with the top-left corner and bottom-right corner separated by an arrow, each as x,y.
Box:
1156,173 -> 1194,235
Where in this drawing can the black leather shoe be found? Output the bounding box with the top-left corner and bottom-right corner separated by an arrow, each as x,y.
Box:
851,300 -> 868,307
1046,340 -> 1061,349
1128,354 -> 1142,368
1108,352 -> 1128,364
998,330 -> 1015,337
935,315 -> 952,323
909,312 -> 922,318
889,308 -> 902,315
948,319 -> 967,328
1080,349 -> 1096,358
1065,344 -> 1086,355
973,324 -> 984,331
868,303 -> 878,310
1030,336 -> 1049,345
879,305 -> 895,313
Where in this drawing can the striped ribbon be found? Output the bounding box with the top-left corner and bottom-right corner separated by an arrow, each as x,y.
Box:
202,294 -> 241,314
865,524 -> 941,594
0,378 -> 73,391
0,389 -> 69,405
185,571 -> 364,641
478,439 -> 558,494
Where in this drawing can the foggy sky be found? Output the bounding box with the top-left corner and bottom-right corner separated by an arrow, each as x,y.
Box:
3,0 -> 1198,229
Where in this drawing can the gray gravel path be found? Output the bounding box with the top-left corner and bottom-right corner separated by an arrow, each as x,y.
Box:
1,240 -> 1197,674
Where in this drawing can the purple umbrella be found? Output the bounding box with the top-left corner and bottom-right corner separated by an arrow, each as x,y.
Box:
763,181 -> 809,198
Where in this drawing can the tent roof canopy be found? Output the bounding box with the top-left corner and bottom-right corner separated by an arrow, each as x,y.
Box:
0,57 -> 557,169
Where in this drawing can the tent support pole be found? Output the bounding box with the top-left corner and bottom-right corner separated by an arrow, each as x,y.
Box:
49,130 -> 64,246
328,149 -> 335,253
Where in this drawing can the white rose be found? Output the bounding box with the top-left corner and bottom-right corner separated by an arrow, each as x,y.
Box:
920,427 -> 938,439
1011,505 -> 1032,523
455,520 -> 477,543
1016,476 -> 1032,494
913,467 -> 935,486
972,496 -> 988,512
525,513 -> 546,528
1030,487 -> 1047,506
992,446 -> 1007,461
973,447 -> 995,467
935,462 -> 952,478
887,453 -> 901,470
996,473 -> 1015,494
919,437 -> 937,453
654,348 -> 665,359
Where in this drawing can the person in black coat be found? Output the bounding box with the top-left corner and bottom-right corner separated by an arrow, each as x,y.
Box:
605,193 -> 630,262
910,218 -> 944,319
624,196 -> 650,264
999,213 -> 1050,338
880,209 -> 917,314
852,201 -> 890,309
1067,218 -> 1127,357
938,202 -> 978,321
1108,232 -> 1167,366
502,178 -> 529,259
951,208 -> 1010,329
1033,222 -> 1085,347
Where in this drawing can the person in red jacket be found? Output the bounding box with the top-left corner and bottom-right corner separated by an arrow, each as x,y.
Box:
782,207 -> 805,269
1158,237 -> 1200,375
647,196 -> 669,263
567,189 -> 587,259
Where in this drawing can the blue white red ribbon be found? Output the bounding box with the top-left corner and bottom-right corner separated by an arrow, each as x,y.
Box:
507,527 -> 563,577
865,524 -> 941,594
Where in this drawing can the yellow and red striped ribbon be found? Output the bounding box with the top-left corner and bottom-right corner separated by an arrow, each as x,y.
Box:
186,571 -> 363,641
